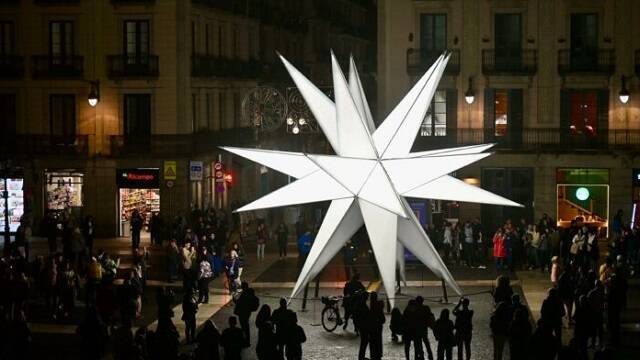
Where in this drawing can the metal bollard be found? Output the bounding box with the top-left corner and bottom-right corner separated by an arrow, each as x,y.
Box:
441,279 -> 449,304
301,283 -> 309,311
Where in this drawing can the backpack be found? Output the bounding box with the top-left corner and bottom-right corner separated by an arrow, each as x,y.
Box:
250,292 -> 260,311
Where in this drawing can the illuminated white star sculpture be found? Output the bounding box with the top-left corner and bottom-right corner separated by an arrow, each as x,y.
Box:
223,52 -> 522,306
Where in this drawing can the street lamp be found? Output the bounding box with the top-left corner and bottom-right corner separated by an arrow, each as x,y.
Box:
619,76 -> 630,104
464,77 -> 475,105
88,80 -> 100,107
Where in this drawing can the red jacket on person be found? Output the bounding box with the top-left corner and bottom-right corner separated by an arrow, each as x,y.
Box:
493,233 -> 506,258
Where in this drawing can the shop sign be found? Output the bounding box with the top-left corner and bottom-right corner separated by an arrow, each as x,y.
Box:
164,161 -> 177,180
634,169 -> 640,186
190,161 -> 204,181
116,169 -> 160,189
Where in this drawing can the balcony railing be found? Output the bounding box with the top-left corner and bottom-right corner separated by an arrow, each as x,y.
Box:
558,49 -> 615,75
412,128 -> 640,152
34,0 -> 80,4
107,54 -> 159,78
482,49 -> 537,75
191,55 -> 263,79
111,0 -> 155,4
32,55 -> 83,78
0,134 -> 88,156
406,49 -> 460,76
109,128 -> 254,157
0,55 -> 24,78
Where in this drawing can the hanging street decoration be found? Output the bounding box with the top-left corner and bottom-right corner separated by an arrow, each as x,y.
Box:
223,52 -> 522,306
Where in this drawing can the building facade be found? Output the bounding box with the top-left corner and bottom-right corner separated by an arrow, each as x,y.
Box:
0,0 -> 376,237
379,0 -> 640,233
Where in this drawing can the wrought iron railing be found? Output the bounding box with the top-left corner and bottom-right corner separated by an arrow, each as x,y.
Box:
406,49 -> 460,76
482,49 -> 537,75
412,128 -> 640,152
558,49 -> 615,75
107,54 -> 159,78
109,129 -> 255,157
0,135 -> 88,156
0,55 -> 24,78
32,55 -> 83,78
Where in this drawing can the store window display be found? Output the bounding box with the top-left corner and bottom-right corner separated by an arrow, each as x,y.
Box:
45,171 -> 83,210
0,178 -> 24,233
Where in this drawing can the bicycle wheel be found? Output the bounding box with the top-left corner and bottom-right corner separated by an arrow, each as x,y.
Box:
321,306 -> 339,332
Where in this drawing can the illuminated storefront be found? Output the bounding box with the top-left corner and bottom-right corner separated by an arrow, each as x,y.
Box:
556,168 -> 609,234
116,168 -> 160,237
45,170 -> 84,211
1,177 -> 24,233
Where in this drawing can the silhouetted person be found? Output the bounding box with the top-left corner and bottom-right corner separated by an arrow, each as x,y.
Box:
573,295 -> 591,360
490,302 -> 510,360
453,298 -> 473,360
195,320 -> 221,360
390,307 -> 405,343
181,289 -> 198,343
508,307 -> 531,360
587,280 -> 605,348
540,288 -> 565,344
285,313 -> 306,360
492,276 -> 513,305
76,308 -> 108,360
434,308 -> 455,360
130,209 -> 143,250
272,298 -> 295,357
607,274 -> 625,346
416,296 -> 435,360
355,291 -> 371,360
343,273 -> 365,331
530,319 -> 559,360
234,281 -> 259,347
255,304 -> 277,360
403,299 -> 424,360
221,316 -> 244,360
557,268 -> 576,324
368,292 -> 386,360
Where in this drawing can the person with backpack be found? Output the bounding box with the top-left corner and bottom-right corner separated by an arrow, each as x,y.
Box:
453,298 -> 473,360
234,281 -> 259,347
197,249 -> 213,303
433,308 -> 455,360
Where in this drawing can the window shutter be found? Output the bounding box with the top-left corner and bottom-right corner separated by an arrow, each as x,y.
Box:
484,89 -> 495,142
597,89 -> 609,146
560,89 -> 570,145
446,89 -> 457,138
508,89 -> 523,147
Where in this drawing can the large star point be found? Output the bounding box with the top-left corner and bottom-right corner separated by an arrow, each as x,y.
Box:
225,53 -> 521,306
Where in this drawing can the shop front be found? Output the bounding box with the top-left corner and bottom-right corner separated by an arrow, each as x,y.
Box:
116,168 -> 160,237
1,176 -> 24,233
556,168 -> 609,234
45,170 -> 84,218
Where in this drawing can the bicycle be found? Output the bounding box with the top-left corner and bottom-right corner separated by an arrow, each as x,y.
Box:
320,295 -> 343,332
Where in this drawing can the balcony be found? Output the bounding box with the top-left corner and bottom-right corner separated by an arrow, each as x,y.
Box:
32,55 -> 83,78
482,49 -> 537,76
558,49 -> 615,76
406,49 -> 460,76
191,55 -> 262,79
34,0 -> 80,4
412,128 -> 640,153
0,134 -> 88,157
107,55 -> 159,79
0,55 -> 25,78
111,0 -> 155,4
109,129 -> 254,157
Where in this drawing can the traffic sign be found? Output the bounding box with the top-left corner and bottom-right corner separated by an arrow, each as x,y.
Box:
164,161 -> 177,180
166,180 -> 175,188
190,161 -> 203,181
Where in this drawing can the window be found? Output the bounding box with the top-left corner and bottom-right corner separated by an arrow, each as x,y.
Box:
206,93 -> 211,129
0,22 -> 15,55
0,94 -> 16,138
49,94 -> 76,143
218,24 -> 225,57
192,93 -> 198,132
570,14 -> 598,69
191,21 -> 196,55
124,94 -> 151,138
494,14 -> 522,69
494,90 -> 509,136
569,90 -> 598,135
420,14 -> 446,63
218,92 -> 226,128
232,26 -> 238,58
124,20 -> 149,64
205,24 -> 210,55
50,21 -> 73,63
421,90 -> 447,136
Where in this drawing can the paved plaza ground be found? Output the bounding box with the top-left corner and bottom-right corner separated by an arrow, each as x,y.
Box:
209,285 -> 523,360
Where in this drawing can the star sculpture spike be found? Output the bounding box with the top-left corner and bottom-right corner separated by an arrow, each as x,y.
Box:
224,53 -> 523,307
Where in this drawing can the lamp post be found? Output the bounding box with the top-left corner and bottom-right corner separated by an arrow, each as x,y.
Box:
619,75 -> 630,104
87,80 -> 100,107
